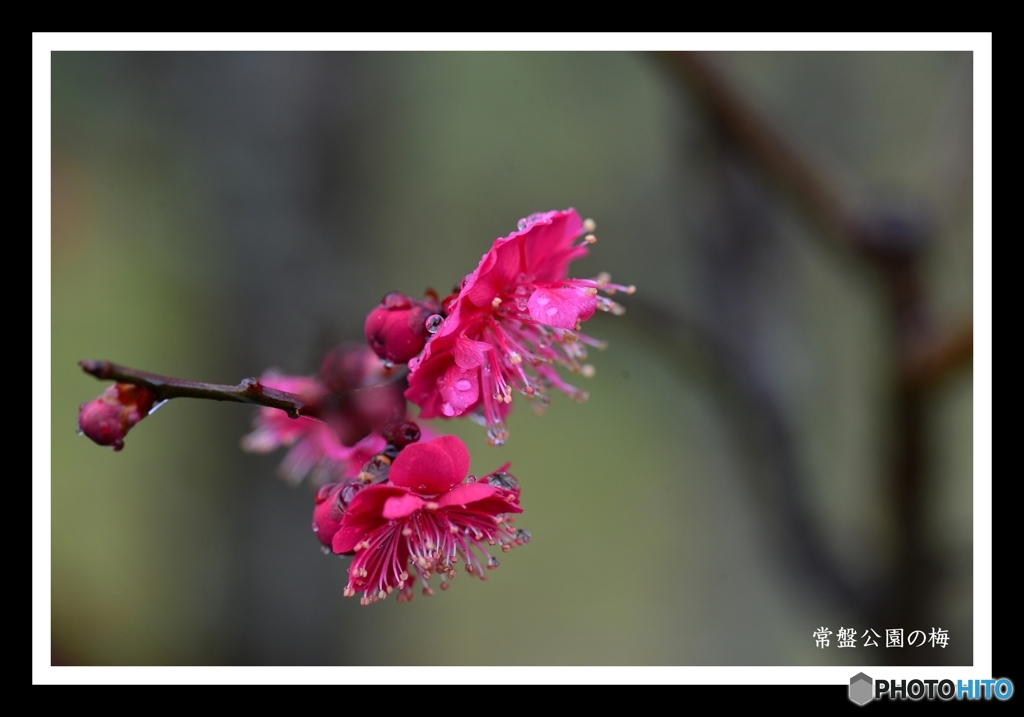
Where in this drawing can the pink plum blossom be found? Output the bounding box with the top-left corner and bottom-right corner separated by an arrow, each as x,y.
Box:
242,344 -> 408,485
404,209 -> 633,444
314,435 -> 526,604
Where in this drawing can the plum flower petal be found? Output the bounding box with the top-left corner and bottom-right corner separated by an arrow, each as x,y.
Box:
438,364 -> 479,417
382,493 -> 428,520
527,286 -> 598,330
453,335 -> 492,369
332,484 -> 407,554
387,434 -> 470,495
437,481 -> 499,508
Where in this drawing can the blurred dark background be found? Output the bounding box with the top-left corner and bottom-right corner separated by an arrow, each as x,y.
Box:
51,51 -> 973,665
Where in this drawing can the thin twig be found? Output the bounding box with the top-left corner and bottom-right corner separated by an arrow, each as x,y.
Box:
79,360 -> 311,418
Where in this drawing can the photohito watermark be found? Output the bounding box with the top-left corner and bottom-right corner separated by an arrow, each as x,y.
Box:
849,673 -> 1014,705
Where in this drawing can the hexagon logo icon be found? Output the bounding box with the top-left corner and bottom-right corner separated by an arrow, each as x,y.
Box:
849,673 -> 873,705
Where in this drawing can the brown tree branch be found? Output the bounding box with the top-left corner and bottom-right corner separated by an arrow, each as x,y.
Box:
658,52 -> 857,250
79,360 -> 312,418
657,51 -> 974,649
902,317 -> 974,391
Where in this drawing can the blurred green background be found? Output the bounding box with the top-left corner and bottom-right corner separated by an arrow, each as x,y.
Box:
51,52 -> 973,665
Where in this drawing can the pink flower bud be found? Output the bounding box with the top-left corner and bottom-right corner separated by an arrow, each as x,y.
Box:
364,292 -> 437,364
381,419 -> 421,450
78,383 -> 157,451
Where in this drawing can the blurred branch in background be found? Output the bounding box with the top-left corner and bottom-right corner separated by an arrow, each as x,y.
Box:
627,297 -> 878,614
651,52 -> 973,659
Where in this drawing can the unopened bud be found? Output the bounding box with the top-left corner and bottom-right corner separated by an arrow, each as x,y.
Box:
77,383 -> 156,451
382,419 -> 421,449
312,481 -> 352,548
364,291 -> 438,364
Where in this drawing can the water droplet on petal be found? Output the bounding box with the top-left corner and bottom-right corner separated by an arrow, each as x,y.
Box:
341,482 -> 361,504
442,402 -> 455,417
455,379 -> 472,391
314,484 -> 334,504
311,521 -> 319,532
546,306 -> 558,317
425,314 -> 444,334
321,545 -> 331,555
487,471 -> 518,490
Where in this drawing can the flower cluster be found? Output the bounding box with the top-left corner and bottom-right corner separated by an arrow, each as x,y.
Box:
248,208 -> 629,603
78,208 -> 630,606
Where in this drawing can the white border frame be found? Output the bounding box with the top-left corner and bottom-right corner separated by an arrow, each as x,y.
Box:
33,32 -> 993,685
